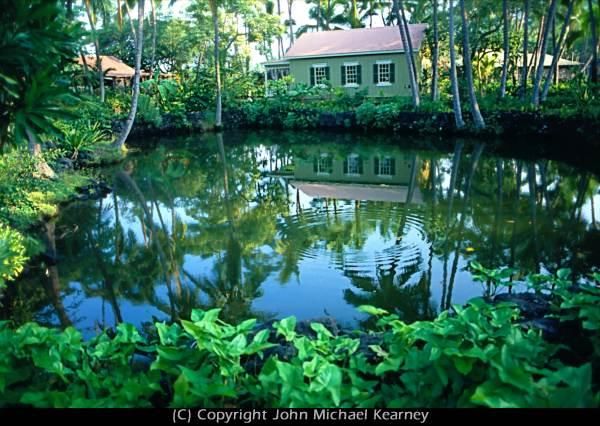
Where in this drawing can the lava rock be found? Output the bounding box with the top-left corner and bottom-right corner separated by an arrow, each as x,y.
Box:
492,292 -> 551,320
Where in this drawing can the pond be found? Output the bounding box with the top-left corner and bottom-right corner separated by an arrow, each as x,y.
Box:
4,131 -> 599,336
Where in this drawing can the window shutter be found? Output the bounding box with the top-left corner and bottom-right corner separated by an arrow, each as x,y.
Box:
325,66 -> 330,82
373,64 -> 378,84
358,157 -> 363,174
374,157 -> 379,174
310,67 -> 315,86
313,157 -> 318,172
341,66 -> 346,86
343,159 -> 348,174
390,158 -> 396,175
357,65 -> 362,84
390,63 -> 396,83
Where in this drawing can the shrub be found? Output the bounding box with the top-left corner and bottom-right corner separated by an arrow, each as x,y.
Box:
137,94 -> 162,127
54,120 -> 110,160
0,224 -> 28,289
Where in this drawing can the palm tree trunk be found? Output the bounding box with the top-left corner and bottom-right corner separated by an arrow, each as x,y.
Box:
541,0 -> 575,102
276,0 -> 284,57
150,0 -> 157,76
287,0 -> 294,48
532,0 -> 558,106
459,0 -> 485,129
350,0 -> 360,28
210,0 -> 223,129
499,0 -> 509,98
399,0 -> 418,80
393,0 -> 420,107
431,0 -> 439,101
79,50 -> 94,94
520,0 -> 530,100
26,128 -> 55,178
113,0 -> 145,148
449,0 -> 465,128
84,0 -> 105,103
588,0 -> 598,83
124,0 -> 138,41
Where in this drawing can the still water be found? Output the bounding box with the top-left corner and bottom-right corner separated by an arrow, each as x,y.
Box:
5,131 -> 599,335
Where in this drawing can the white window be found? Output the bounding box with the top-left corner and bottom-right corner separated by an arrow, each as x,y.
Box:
344,63 -> 359,86
377,157 -> 394,176
312,64 -> 328,86
377,63 -> 391,85
317,154 -> 333,174
345,154 -> 362,175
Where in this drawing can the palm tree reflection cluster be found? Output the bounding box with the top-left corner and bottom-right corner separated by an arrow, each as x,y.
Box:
4,134 -> 597,332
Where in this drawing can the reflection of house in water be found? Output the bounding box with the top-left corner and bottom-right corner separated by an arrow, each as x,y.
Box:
290,150 -> 423,203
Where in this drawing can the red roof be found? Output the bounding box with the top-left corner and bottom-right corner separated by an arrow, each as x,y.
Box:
284,25 -> 428,59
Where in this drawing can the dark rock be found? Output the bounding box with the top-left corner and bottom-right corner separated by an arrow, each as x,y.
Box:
492,292 -> 551,320
54,157 -> 74,171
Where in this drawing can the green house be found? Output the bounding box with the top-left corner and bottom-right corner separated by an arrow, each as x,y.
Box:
264,25 -> 428,97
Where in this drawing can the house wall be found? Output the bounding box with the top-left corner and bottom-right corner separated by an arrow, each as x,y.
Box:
294,152 -> 416,185
288,53 -> 420,97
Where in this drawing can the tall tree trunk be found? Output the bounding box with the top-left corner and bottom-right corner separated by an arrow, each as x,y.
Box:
528,14 -> 545,84
393,0 -> 420,107
448,0 -> 465,128
276,0 -> 284,57
26,128 -> 55,178
117,0 -> 123,29
79,50 -> 94,94
399,0 -> 418,81
431,0 -> 439,101
210,0 -> 223,129
459,0 -> 485,128
520,0 -> 530,100
124,0 -> 138,41
113,0 -> 145,148
350,0 -> 360,28
499,0 -> 510,98
287,0 -> 294,48
532,0 -> 558,106
541,0 -> 575,101
84,0 -> 105,103
589,0 -> 598,83
150,0 -> 157,76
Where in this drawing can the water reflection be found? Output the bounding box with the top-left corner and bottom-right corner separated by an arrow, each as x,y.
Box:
4,131 -> 599,335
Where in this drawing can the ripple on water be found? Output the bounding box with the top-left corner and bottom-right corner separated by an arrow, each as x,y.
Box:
279,202 -> 433,277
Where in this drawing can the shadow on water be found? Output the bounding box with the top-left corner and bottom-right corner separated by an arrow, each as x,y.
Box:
3,131 -> 599,336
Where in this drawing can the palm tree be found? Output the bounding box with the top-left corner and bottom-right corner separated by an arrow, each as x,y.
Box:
588,0 -> 598,83
393,0 -> 420,107
459,0 -> 485,129
150,0 -> 159,75
83,0 -> 105,102
532,0 -> 558,106
448,0 -> 464,128
499,0 -> 509,98
113,0 -> 145,148
520,0 -> 530,100
287,0 -> 295,48
541,0 -> 575,102
210,0 -> 223,129
431,0 -> 439,101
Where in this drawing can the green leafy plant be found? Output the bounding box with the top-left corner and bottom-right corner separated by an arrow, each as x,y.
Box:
55,120 -> 109,160
0,224 -> 28,289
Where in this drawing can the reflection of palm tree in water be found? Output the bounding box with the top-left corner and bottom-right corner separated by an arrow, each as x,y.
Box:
42,221 -> 72,327
343,153 -> 435,323
182,134 -> 271,323
441,143 -> 485,310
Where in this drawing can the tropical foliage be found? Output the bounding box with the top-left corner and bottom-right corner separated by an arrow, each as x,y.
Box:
0,265 -> 599,407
